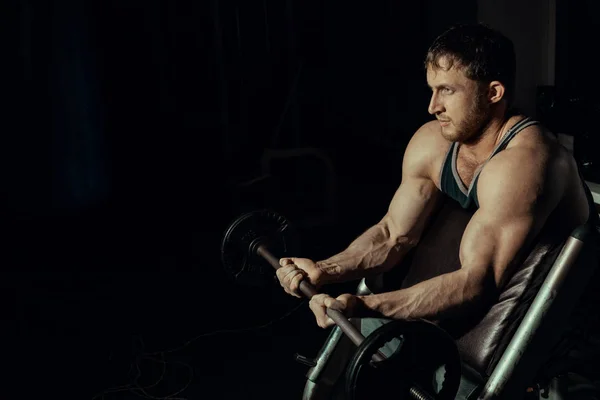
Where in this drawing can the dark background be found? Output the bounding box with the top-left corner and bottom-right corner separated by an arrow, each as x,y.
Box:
2,0 -> 597,399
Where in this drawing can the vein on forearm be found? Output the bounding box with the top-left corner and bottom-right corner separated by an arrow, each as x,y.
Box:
317,222 -> 416,283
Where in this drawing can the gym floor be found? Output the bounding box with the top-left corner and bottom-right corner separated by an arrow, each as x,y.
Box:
4,202 -> 363,400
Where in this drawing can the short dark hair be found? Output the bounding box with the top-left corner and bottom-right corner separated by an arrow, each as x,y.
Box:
425,23 -> 516,104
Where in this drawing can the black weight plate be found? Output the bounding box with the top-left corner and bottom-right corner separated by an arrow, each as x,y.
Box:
345,319 -> 461,400
221,209 -> 300,287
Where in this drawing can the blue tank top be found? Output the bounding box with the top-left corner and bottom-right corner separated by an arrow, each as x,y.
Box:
439,117 -> 541,209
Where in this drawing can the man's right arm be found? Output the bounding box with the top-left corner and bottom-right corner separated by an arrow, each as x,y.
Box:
315,123 -> 445,285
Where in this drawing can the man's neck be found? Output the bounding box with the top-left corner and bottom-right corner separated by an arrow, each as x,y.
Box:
460,113 -> 520,163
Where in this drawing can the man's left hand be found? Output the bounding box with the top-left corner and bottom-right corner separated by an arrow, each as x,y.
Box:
309,293 -> 359,328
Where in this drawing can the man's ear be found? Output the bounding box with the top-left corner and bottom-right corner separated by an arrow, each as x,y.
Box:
488,81 -> 505,104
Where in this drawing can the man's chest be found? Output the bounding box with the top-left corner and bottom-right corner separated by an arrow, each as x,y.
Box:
455,155 -> 483,189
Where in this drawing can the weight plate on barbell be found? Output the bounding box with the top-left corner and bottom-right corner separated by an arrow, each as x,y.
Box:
221,209 -> 300,287
345,319 -> 461,400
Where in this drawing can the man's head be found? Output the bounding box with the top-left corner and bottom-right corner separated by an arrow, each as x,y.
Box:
424,23 -> 516,143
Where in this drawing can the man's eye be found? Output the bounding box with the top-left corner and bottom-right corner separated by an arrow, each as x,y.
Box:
441,87 -> 453,94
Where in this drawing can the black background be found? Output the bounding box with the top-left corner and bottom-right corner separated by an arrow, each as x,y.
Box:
2,0 -> 597,399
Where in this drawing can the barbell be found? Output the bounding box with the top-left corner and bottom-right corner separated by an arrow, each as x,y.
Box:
220,209 -> 461,400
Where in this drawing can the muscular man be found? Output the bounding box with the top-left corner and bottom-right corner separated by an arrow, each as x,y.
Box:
276,23 -> 593,332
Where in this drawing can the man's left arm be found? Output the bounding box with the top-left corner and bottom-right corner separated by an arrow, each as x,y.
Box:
310,148 -> 566,327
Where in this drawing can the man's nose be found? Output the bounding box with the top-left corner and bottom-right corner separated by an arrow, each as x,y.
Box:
428,92 -> 443,115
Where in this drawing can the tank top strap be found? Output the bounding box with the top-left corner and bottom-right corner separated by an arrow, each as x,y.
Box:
490,117 -> 541,157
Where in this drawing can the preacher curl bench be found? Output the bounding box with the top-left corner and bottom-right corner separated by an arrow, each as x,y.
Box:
301,192 -> 600,400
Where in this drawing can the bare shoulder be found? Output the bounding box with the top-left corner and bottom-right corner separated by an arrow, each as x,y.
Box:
478,125 -> 572,215
403,120 -> 452,182
496,121 -> 573,182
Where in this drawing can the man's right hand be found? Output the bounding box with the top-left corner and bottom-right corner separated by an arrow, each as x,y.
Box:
276,257 -> 325,298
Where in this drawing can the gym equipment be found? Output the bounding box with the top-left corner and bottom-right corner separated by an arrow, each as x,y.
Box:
221,209 -> 462,399
345,319 -> 461,400
301,196 -> 600,400
221,209 -> 300,287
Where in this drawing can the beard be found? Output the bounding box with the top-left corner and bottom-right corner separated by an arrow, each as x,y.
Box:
441,92 -> 492,144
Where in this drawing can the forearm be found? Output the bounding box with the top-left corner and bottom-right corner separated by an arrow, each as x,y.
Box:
357,269 -> 491,321
316,222 -> 416,285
